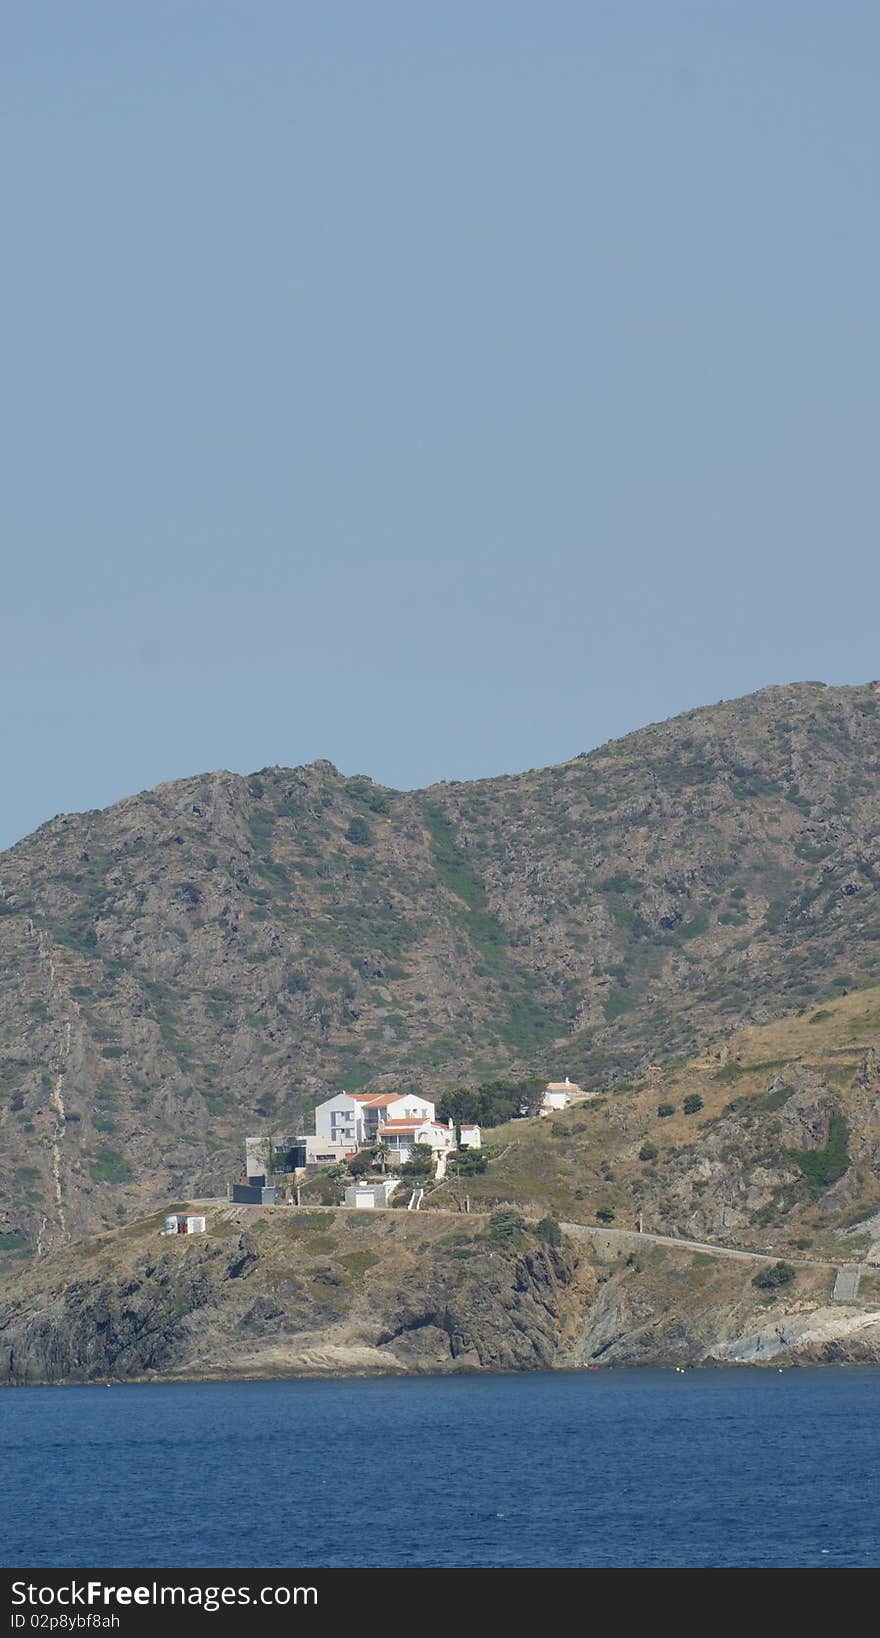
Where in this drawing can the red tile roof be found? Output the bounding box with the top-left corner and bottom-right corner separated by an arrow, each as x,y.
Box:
352,1092 -> 431,1108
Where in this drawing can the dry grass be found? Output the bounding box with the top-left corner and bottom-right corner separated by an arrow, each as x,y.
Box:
431,986 -> 880,1248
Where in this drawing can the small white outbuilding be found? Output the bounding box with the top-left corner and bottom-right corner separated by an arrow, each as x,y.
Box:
163,1212 -> 206,1236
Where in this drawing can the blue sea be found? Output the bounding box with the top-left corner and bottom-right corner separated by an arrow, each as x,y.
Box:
1,1370 -> 878,1569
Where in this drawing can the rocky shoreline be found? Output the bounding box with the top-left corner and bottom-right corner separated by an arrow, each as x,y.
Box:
2,1206 -> 878,1387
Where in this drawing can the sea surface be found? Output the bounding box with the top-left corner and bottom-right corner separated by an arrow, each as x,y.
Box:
1,1369 -> 879,1569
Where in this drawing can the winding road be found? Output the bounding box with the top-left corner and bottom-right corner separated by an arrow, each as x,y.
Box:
559,1219 -> 870,1298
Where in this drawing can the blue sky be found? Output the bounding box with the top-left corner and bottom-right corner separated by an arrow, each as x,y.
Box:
2,3 -> 878,851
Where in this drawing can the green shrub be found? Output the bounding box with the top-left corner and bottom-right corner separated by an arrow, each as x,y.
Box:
596,1206 -> 616,1223
603,989 -> 636,1022
487,1209 -> 527,1245
678,910 -> 709,940
535,1216 -> 562,1247
789,1115 -> 850,1189
602,871 -> 643,894
752,1261 -> 796,1292
345,816 -> 373,847
683,1094 -> 704,1115
89,1148 -> 133,1185
345,778 -> 389,814
425,808 -> 486,909
639,1142 -> 659,1162
438,1076 -> 543,1127
447,1148 -> 487,1176
657,1103 -> 675,1118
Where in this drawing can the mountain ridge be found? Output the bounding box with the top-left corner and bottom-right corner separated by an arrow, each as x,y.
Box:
3,677 -> 880,1251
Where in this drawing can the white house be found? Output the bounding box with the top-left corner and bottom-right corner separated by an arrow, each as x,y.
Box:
459,1123 -> 482,1149
541,1076 -> 583,1115
314,1092 -> 366,1151
378,1117 -> 457,1166
313,1090 -> 436,1151
352,1091 -> 435,1145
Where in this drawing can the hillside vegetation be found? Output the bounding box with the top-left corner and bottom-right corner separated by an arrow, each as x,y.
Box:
3,679 -> 880,1248
434,985 -> 880,1264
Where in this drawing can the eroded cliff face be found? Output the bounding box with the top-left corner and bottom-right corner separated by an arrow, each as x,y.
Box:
565,1249 -> 880,1369
2,1202 -> 877,1385
0,1208 -> 593,1385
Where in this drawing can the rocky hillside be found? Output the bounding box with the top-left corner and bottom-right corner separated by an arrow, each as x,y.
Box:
0,1207 -> 590,1383
4,679 -> 880,1248
447,986 -> 880,1264
2,1196 -> 876,1384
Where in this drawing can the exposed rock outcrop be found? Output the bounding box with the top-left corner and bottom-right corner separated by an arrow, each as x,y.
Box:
5,681 -> 880,1251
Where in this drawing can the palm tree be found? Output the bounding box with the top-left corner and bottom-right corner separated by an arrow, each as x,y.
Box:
375,1139 -> 390,1174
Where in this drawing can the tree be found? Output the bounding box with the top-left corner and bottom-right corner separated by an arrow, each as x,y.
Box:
683,1093 -> 704,1115
401,1143 -> 434,1178
374,1140 -> 390,1174
536,1216 -> 562,1247
437,1075 -> 545,1129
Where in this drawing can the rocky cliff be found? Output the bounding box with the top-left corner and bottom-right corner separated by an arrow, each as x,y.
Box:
2,1200 -> 877,1385
0,1208 -> 591,1384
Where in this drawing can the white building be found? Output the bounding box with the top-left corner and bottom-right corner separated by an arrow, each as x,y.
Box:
343,1178 -> 399,1209
300,1134 -> 348,1166
313,1092 -> 366,1151
353,1091 -> 435,1145
163,1212 -> 206,1235
378,1117 -> 457,1166
459,1123 -> 481,1149
313,1090 -> 435,1152
541,1076 -> 583,1115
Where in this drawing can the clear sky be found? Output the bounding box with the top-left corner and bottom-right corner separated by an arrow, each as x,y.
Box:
2,3 -> 878,852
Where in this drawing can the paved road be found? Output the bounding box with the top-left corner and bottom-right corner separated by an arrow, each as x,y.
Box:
205,1199 -> 869,1285
559,1219 -> 865,1277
